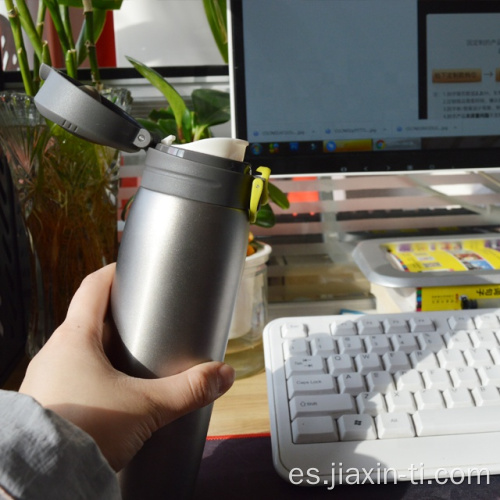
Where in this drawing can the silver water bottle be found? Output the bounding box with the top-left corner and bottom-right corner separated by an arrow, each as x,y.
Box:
34,65 -> 270,499
112,137 -> 263,499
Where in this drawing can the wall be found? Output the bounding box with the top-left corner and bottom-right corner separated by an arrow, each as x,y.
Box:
114,0 -> 224,68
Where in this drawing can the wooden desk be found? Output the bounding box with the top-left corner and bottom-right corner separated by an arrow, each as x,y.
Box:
208,370 -> 270,436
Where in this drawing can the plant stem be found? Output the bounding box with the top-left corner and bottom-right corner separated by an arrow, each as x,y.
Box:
82,0 -> 101,86
60,5 -> 75,52
5,3 -> 35,95
36,0 -> 46,37
13,0 -> 44,60
44,0 -> 77,77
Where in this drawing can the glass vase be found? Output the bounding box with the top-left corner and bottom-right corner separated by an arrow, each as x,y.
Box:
225,242 -> 272,378
0,90 -> 131,357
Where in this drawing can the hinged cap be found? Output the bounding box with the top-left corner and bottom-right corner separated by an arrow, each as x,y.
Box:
34,64 -> 158,152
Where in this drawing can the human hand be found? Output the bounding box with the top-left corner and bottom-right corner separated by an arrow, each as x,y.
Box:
19,263 -> 235,471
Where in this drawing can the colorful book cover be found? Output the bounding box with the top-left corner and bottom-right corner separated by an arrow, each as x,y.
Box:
384,238 -> 500,273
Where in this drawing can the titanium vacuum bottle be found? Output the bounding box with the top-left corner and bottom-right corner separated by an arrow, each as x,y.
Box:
34,65 -> 270,499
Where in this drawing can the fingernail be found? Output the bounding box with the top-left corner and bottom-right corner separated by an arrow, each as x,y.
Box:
217,363 -> 236,396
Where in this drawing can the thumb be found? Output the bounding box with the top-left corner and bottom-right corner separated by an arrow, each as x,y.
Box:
139,362 -> 235,431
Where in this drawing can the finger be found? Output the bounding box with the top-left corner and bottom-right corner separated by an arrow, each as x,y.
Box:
64,263 -> 116,337
142,362 -> 235,429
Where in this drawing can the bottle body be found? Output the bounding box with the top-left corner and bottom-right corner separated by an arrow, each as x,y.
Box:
112,186 -> 250,376
112,185 -> 249,499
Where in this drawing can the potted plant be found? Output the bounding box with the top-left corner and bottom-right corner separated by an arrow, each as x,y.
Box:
123,55 -> 289,377
1,0 -> 129,356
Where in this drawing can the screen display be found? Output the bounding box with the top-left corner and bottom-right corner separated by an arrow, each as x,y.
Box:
230,0 -> 500,175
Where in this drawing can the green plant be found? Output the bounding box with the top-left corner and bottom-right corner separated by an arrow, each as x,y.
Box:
5,0 -> 123,95
203,0 -> 228,63
126,56 -> 289,228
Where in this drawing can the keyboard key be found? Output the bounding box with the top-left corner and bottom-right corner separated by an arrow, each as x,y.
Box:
356,391 -> 386,415
437,349 -> 465,369
291,416 -> 338,444
449,366 -> 479,389
478,365 -> 500,386
337,336 -> 364,355
376,412 -> 415,438
282,323 -> 308,338
443,330 -> 472,349
287,374 -> 336,397
463,348 -> 492,368
327,354 -> 354,375
383,318 -> 409,334
470,330 -> 499,349
394,369 -> 424,392
417,333 -> 445,353
385,391 -> 415,413
409,317 -> 435,332
409,350 -> 438,370
365,371 -> 395,393
337,372 -> 365,395
289,394 -> 356,419
442,387 -> 474,408
283,338 -> 309,358
447,315 -> 475,330
364,334 -> 391,354
331,320 -> 357,336
391,333 -> 419,353
354,353 -> 383,374
414,389 -> 444,410
310,335 -> 336,357
285,356 -> 324,378
474,314 -> 500,329
471,385 -> 500,406
413,406 -> 500,436
357,318 -> 383,335
382,351 -> 411,373
422,368 -> 451,390
337,414 -> 377,441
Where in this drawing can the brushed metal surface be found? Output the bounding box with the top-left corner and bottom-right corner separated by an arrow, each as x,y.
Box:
112,186 -> 249,499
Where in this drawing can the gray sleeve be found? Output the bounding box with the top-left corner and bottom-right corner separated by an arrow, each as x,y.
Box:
0,390 -> 121,500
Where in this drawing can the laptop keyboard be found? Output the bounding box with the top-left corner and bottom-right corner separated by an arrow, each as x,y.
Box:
263,308 -> 500,486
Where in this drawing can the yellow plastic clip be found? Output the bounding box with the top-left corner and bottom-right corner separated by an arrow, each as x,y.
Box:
248,166 -> 271,223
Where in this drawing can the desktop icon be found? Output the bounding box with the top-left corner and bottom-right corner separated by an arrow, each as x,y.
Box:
289,142 -> 300,152
250,143 -> 263,155
269,143 -> 280,154
324,140 -> 337,152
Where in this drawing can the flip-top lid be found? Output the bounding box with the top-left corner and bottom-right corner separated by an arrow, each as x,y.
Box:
34,64 -> 158,152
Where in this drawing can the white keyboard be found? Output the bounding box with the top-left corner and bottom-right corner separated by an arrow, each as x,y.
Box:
263,308 -> 500,487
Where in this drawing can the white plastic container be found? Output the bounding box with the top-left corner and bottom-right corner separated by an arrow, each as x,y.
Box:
353,234 -> 500,312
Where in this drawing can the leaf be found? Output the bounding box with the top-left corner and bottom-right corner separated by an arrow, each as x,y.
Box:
254,203 -> 276,228
126,56 -> 187,134
180,110 -> 194,143
202,0 -> 228,63
268,182 -> 290,209
156,118 -> 178,139
56,0 -> 123,9
192,88 -> 230,128
149,108 -> 174,121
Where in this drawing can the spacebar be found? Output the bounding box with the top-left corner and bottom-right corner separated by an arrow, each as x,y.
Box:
414,407 -> 500,437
